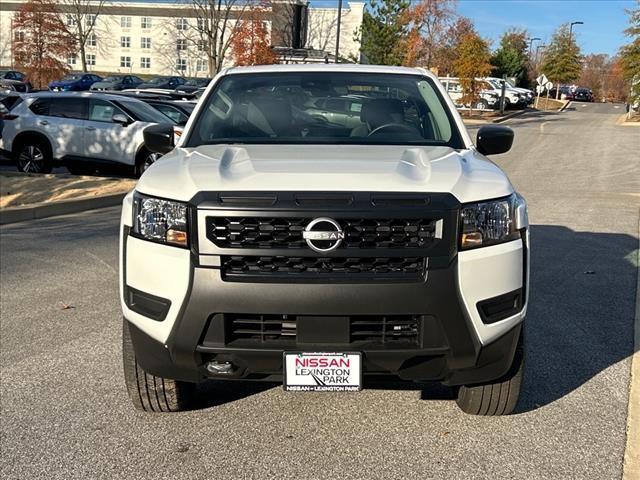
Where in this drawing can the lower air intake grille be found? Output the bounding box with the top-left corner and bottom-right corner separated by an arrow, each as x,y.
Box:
224,314 -> 421,347
222,256 -> 426,279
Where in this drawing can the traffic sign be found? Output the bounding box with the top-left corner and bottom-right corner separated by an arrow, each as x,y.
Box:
545,81 -> 553,90
536,74 -> 549,86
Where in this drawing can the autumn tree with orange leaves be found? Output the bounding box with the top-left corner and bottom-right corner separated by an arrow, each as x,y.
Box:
12,0 -> 76,89
454,32 -> 493,112
230,3 -> 277,67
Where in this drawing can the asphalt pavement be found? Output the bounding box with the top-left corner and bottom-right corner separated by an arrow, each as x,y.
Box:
1,102 -> 638,479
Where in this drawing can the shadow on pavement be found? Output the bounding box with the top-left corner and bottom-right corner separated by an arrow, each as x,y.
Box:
194,380 -> 277,409
516,224 -> 637,413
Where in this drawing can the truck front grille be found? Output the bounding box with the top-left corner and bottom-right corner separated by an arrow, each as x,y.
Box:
224,314 -> 421,347
207,217 -> 439,250
222,256 -> 426,280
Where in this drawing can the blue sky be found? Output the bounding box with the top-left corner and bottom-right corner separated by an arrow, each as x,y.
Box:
313,0 -> 634,56
455,0 -> 634,55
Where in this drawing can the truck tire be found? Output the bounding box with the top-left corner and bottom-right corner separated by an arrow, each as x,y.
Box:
122,319 -> 195,412
455,332 -> 524,416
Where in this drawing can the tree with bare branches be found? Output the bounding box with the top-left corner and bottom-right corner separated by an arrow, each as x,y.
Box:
58,0 -> 106,72
12,0 -> 76,89
187,0 -> 255,75
402,0 -> 457,68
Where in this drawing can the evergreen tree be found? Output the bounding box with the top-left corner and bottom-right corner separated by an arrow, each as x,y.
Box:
360,0 -> 410,65
541,24 -> 583,98
619,0 -> 640,107
491,29 -> 529,87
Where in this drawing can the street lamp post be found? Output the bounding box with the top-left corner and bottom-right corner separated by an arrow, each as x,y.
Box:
528,37 -> 541,55
569,21 -> 584,42
335,0 -> 343,63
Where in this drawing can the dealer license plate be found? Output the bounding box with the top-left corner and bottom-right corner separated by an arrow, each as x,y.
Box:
283,352 -> 362,392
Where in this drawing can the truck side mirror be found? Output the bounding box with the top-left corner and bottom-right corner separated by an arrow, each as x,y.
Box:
476,125 -> 514,155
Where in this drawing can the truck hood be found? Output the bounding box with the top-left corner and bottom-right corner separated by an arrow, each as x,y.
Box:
136,145 -> 514,204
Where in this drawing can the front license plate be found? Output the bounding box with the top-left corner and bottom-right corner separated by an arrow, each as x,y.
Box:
283,352 -> 362,392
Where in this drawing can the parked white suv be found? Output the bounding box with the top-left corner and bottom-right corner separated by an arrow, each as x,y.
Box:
0,92 -> 171,175
484,78 -> 528,107
120,65 -> 529,415
439,77 -> 500,110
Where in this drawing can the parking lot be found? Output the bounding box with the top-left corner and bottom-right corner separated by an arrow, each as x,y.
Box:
0,102 -> 638,479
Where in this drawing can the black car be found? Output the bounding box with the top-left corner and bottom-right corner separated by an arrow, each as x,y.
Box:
138,76 -> 187,90
143,99 -> 195,126
0,70 -> 32,93
90,75 -> 144,91
174,78 -> 211,94
0,92 -> 24,139
573,88 -> 594,102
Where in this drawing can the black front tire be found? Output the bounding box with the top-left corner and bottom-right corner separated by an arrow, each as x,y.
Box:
134,148 -> 161,178
455,332 -> 524,416
122,319 -> 196,412
14,139 -> 53,174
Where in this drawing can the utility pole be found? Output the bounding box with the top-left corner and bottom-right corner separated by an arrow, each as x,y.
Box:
335,0 -> 343,63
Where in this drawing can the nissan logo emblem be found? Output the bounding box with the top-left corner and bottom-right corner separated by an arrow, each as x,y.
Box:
302,217 -> 345,253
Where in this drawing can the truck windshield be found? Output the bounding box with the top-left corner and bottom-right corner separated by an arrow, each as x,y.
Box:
186,72 -> 463,148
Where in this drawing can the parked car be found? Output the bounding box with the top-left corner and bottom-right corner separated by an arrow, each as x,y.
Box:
305,96 -> 368,128
137,76 -> 186,91
0,92 -> 174,175
573,88 -> 594,102
0,70 -> 32,93
49,73 -> 102,92
0,92 -> 24,139
486,77 -> 533,104
122,64 -> 529,416
90,75 -> 144,91
548,86 -> 574,100
484,78 -> 527,108
174,77 -> 211,95
142,99 -> 195,126
439,77 -> 500,110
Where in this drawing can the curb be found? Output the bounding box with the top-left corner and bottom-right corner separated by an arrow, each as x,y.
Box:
623,215 -> 640,480
492,109 -> 528,123
559,100 -> 571,111
617,113 -> 640,126
0,192 -> 126,225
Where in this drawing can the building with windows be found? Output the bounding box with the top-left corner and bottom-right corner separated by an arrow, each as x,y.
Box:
0,0 -> 364,77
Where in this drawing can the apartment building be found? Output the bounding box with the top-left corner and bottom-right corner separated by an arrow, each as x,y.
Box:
0,0 -> 364,77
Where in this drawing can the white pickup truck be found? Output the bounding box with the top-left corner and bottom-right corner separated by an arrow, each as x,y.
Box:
120,64 -> 529,416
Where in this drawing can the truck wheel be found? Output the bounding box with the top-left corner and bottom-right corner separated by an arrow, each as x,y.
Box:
122,319 -> 195,412
14,139 -> 53,174
455,332 -> 524,416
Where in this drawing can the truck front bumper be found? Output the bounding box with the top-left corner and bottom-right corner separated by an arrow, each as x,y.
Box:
125,241 -> 526,387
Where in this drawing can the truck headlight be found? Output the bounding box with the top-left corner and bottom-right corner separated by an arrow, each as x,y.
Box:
460,193 -> 525,250
132,192 -> 188,247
